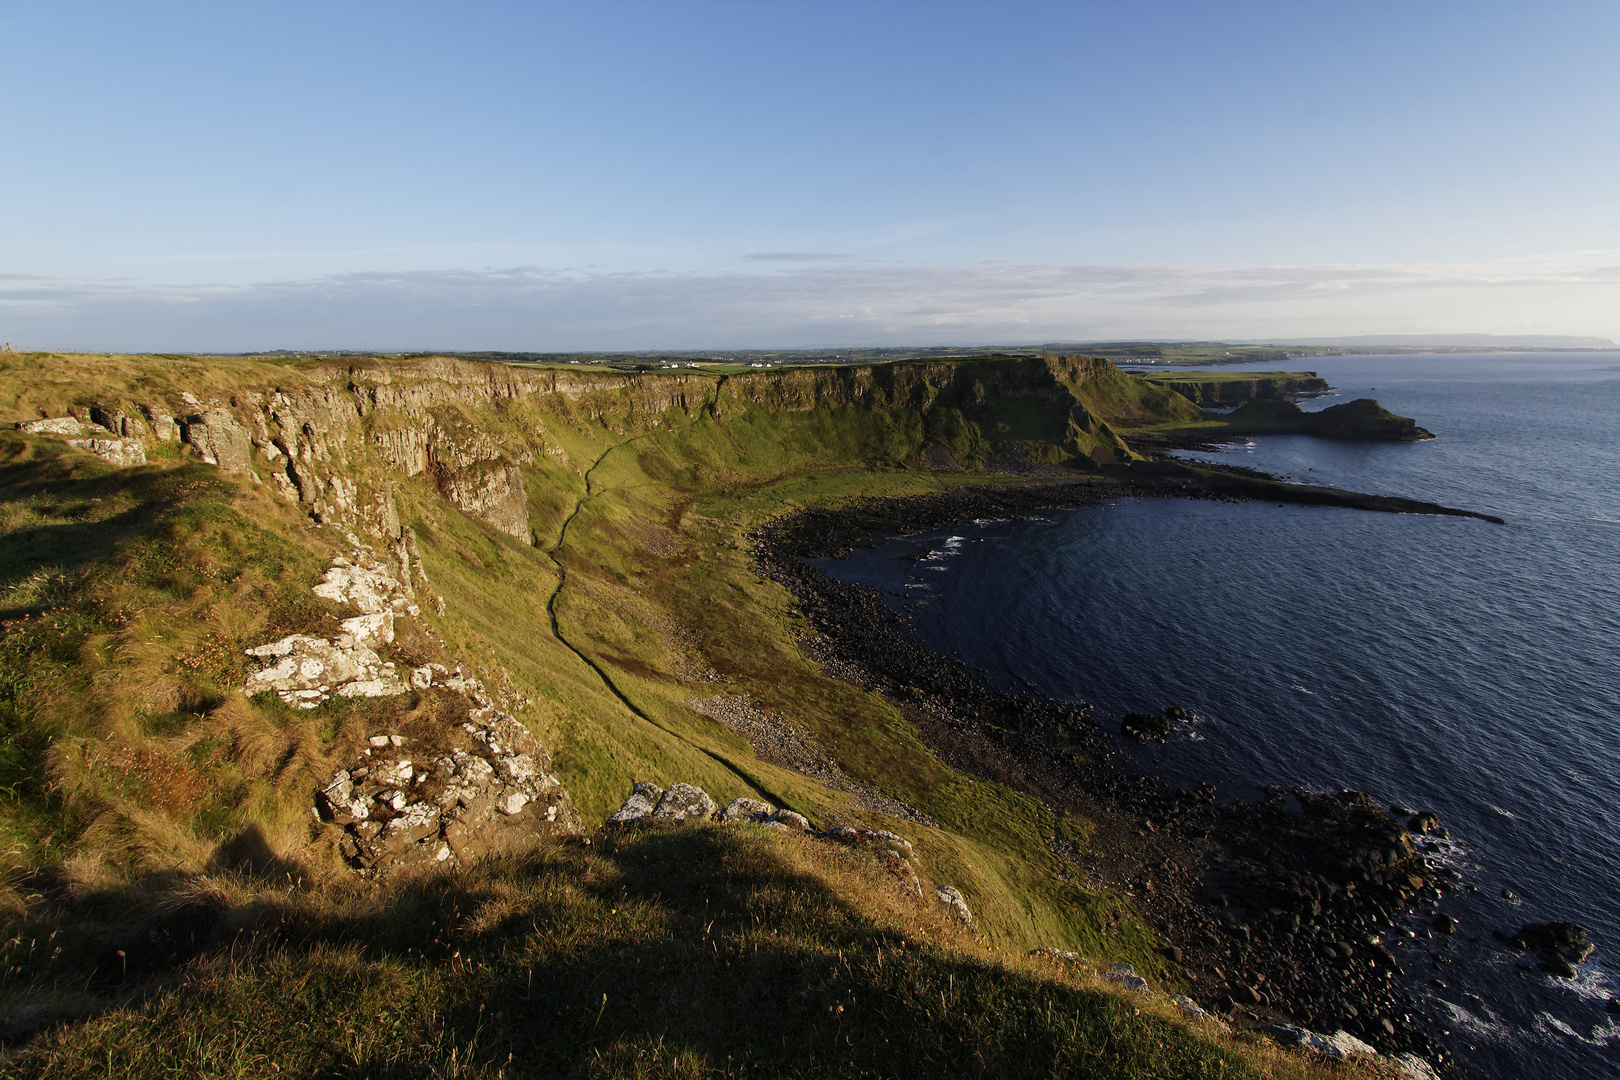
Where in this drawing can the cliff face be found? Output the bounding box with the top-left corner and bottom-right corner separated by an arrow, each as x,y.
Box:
715,354 -> 1201,469
1141,372 -> 1331,407
6,352 -> 1182,896
0,351 -> 1219,882
11,354 -> 1201,551
0,348 -> 1463,1080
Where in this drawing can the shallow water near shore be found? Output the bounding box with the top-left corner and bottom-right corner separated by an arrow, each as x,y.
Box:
820,353 -> 1620,1079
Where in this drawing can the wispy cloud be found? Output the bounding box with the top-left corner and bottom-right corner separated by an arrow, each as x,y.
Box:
4,252 -> 1619,352
743,252 -> 853,262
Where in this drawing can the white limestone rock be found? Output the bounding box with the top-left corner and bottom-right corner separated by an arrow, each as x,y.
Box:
67,437 -> 146,467
314,562 -> 408,615
1172,994 -> 1224,1027
184,408 -> 254,474
496,753 -> 538,785
1389,1053 -> 1441,1080
768,810 -> 811,832
340,612 -> 395,647
1268,1024 -> 1378,1059
608,792 -> 657,825
385,801 -> 441,842
651,783 -> 716,823
936,884 -> 974,927
371,759 -> 414,786
20,417 -> 92,436
318,770 -> 370,824
717,797 -> 775,824
243,632 -> 406,706
1103,962 -> 1150,994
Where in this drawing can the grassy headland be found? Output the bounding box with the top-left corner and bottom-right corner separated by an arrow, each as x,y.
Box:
0,350 -> 1455,1077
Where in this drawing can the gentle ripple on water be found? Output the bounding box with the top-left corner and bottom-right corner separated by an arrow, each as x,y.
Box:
822,353 -> 1620,1079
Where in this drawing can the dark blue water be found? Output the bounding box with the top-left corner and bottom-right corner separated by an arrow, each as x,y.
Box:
822,353 -> 1620,1078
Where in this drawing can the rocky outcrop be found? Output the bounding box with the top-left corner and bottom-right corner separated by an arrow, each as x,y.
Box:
244,549 -> 424,708
1498,921 -> 1594,977
318,710 -> 579,874
600,782 -> 933,901
1308,398 -> 1434,441
651,782 -> 718,823
934,884 -> 974,927
434,460 -> 530,541
70,435 -> 147,467
19,416 -> 93,437
1267,1024 -> 1378,1060
606,782 -> 779,829
18,417 -> 147,467
1120,711 -> 1172,741
182,409 -> 254,474
244,628 -> 407,707
139,404 -> 180,442
716,797 -> 775,823
1221,398 -> 1434,441
235,531 -> 578,875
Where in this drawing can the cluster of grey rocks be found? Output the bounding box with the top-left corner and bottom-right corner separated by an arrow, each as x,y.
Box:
603,782 -> 970,924
17,414 -> 148,467
222,533 -> 580,877
244,550 -> 444,708
318,711 -> 579,873
1268,1025 -> 1439,1080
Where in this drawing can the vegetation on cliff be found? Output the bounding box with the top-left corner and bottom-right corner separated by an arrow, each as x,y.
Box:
1136,372 -> 1331,408
0,350 -> 1436,1077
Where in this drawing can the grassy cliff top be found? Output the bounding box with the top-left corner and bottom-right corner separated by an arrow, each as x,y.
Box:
1134,370 -> 1322,383
0,352 -> 1394,1077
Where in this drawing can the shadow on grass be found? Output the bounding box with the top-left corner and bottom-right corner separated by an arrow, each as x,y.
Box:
5,828 -> 1257,1079
0,439 -> 223,605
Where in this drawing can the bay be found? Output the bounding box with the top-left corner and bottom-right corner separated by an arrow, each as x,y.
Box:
821,353 -> 1620,1079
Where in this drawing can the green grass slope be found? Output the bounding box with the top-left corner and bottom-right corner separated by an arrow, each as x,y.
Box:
0,352 -> 1353,1078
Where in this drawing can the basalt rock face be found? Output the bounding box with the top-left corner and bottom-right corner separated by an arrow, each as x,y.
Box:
1144,373 -> 1331,407
713,354 -> 1197,469
182,408 -> 255,474
12,354 -> 1217,543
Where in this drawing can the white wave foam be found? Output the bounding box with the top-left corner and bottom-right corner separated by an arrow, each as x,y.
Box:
1531,1010 -> 1620,1048
1432,997 -> 1512,1043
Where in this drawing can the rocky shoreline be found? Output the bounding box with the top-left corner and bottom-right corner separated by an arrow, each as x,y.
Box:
752,475 -> 1468,1071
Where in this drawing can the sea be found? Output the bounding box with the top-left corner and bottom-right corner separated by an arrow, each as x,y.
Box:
818,353 -> 1620,1079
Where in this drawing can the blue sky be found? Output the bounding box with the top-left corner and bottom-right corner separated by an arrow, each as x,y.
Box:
3,1 -> 1619,350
